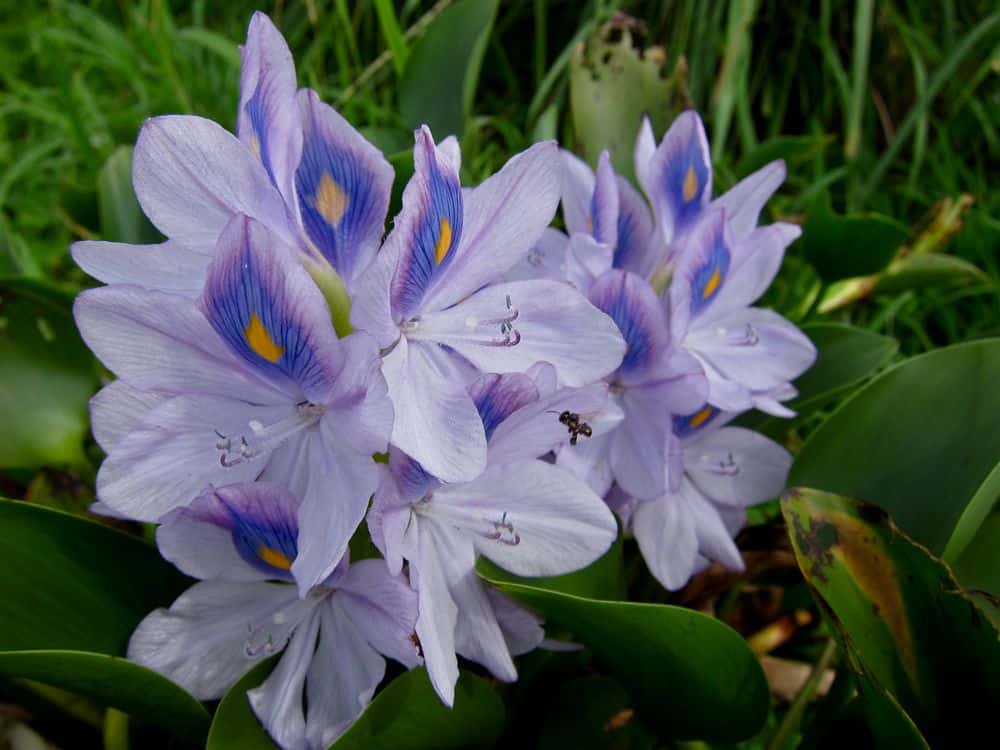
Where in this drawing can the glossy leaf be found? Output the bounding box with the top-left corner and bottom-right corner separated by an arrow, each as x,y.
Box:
491,581 -> 769,742
0,651 -> 209,742
477,533 -> 625,601
97,146 -> 160,244
207,665 -> 504,750
399,0 -> 498,137
739,323 -> 897,434
782,487 -> 1000,748
0,499 -> 204,739
0,278 -> 97,469
801,198 -> 907,282
569,25 -> 685,180
953,502 -> 1000,596
789,339 -> 1000,559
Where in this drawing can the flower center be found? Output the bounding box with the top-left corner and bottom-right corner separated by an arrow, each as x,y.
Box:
215,401 -> 326,467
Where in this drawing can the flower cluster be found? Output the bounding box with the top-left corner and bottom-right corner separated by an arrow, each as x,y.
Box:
72,13 -> 814,749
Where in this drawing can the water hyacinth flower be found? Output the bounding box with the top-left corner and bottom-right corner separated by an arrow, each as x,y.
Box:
351,126 -> 625,482
75,214 -> 392,593
73,12 -> 392,299
129,482 -> 420,749
368,367 -> 619,706
611,405 -> 792,590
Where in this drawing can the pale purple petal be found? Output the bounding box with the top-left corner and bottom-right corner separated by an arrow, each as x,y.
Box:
632,492 -> 699,591
608,387 -> 672,500
502,227 -> 570,283
452,570 -> 517,682
249,607 -> 320,750
564,232 -> 613,291
685,426 -> 791,507
127,580 -> 306,700
71,240 -> 211,295
132,115 -> 291,249
555,427 -> 615,498
382,337 -> 487,483
410,279 -> 625,387
430,460 -> 618,577
559,149 -> 596,236
612,175 -> 659,278
645,110 -> 712,244
419,141 -> 561,312
684,483 -> 745,572
338,558 -> 421,669
295,89 -> 393,285
304,599 -> 386,748
590,150 -> 620,246
89,380 -> 166,453
711,160 -> 786,241
486,587 -> 545,656
633,114 -> 657,199
238,12 -> 302,206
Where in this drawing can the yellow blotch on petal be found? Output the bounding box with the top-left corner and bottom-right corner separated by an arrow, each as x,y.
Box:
244,312 -> 284,363
683,165 -> 699,202
690,405 -> 715,429
702,268 -> 721,299
258,546 -> 293,571
248,134 -> 262,161
434,217 -> 453,264
313,172 -> 349,226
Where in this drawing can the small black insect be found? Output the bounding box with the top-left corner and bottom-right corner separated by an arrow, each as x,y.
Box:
557,410 -> 593,446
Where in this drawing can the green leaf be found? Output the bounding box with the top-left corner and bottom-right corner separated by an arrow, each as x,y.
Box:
97,146 -> 160,244
477,533 -> 625,601
0,651 -> 209,743
873,253 -> 989,294
739,323 -> 898,434
801,198 -> 907,282
953,500 -> 1000,595
789,339 -> 1000,560
206,660 -> 277,749
0,278 -> 98,469
490,581 -> 768,742
569,26 -> 684,180
332,668 -> 504,750
398,0 -> 498,137
207,665 -> 504,750
782,487 -> 1000,749
0,499 -> 205,739
736,134 -> 832,177
538,675 -> 654,750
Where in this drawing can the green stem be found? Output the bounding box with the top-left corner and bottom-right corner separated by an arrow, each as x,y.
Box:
103,708 -> 130,750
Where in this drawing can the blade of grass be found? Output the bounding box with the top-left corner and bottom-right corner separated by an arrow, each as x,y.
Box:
373,0 -> 409,76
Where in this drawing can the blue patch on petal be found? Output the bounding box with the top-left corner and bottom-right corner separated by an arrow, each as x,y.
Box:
662,141 -> 710,235
215,490 -> 299,579
613,209 -> 639,270
393,151 -> 463,316
245,87 -> 274,181
296,125 -> 381,280
469,373 -> 539,440
590,272 -> 660,378
688,227 -> 730,317
672,404 -> 720,437
202,221 -> 327,394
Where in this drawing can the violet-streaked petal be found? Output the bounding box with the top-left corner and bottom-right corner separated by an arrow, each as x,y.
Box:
588,269 -> 670,384
388,127 -> 464,317
295,89 -> 393,285
71,240 -> 211,295
669,208 -> 731,339
249,606 -> 320,750
157,482 -> 300,582
564,232 -> 614,291
646,110 -> 712,244
590,150 -> 620,246
711,160 -> 786,242
388,448 -> 438,504
339,558 -> 422,669
419,141 -> 560,312
685,425 -> 791,507
410,279 -> 625,387
127,580 -> 306,700
96,395 -> 274,521
304,599 -> 386,748
382,337 -> 487,483
238,12 -> 302,206
430,460 -> 618,578
487,382 -> 611,466
632,491 -> 699,591
468,372 -> 540,441
89,380 -> 166,453
612,175 -> 659,278
132,115 -> 291,249
74,286 -> 284,404
634,114 -> 657,199
200,215 -> 341,402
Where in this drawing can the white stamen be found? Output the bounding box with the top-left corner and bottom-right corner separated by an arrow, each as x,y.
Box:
701,451 -> 739,476
216,402 -> 326,468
